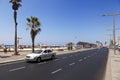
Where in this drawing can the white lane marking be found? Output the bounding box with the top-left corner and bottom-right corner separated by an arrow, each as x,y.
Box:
9,66 -> 25,72
78,59 -> 83,62
38,62 -> 47,65
54,59 -> 60,61
69,62 -> 75,66
51,68 -> 62,74
84,57 -> 87,59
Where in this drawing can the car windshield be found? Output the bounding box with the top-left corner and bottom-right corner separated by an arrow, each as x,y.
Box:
33,50 -> 42,54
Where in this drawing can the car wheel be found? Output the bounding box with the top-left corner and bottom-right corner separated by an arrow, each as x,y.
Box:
37,57 -> 41,62
26,61 -> 30,63
51,55 -> 55,60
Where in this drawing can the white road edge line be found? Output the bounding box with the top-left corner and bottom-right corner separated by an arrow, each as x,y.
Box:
51,68 -> 62,74
0,61 -> 24,66
69,62 -> 75,66
9,66 -> 25,72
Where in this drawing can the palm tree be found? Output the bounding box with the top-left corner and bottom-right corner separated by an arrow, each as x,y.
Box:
26,16 -> 41,52
66,42 -> 74,50
9,0 -> 22,55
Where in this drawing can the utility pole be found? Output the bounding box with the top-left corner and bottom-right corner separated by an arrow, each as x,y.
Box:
106,34 -> 112,48
102,12 -> 120,55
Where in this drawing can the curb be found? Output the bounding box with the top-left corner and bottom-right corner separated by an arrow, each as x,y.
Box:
104,49 -> 112,80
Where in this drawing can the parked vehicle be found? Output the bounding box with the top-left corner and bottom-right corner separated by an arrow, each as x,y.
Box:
118,45 -> 120,49
25,49 -> 56,62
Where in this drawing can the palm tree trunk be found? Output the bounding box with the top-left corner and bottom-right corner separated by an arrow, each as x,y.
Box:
32,37 -> 35,53
31,29 -> 35,53
14,10 -> 18,55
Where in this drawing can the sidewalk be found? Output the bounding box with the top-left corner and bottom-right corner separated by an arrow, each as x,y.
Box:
110,50 -> 120,80
0,48 -> 93,64
105,49 -> 120,80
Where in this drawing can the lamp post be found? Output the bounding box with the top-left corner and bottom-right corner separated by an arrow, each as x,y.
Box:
102,13 -> 120,54
106,34 -> 112,48
17,37 -> 22,50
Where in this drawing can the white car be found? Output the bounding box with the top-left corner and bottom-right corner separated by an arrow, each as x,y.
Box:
25,49 -> 56,62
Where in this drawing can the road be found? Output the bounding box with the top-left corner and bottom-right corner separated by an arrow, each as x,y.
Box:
0,48 -> 108,80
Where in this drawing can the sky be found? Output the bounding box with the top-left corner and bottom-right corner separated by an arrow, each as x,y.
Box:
1,0 -> 120,46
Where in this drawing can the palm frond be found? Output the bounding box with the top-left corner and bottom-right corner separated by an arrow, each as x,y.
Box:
34,28 -> 41,36
27,18 -> 30,22
18,3 -> 22,7
9,0 -> 22,3
26,16 -> 41,39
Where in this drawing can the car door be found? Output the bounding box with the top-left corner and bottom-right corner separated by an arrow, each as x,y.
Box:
42,50 -> 48,60
47,50 -> 52,59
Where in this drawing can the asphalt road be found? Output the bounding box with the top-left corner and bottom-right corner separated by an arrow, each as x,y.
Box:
0,48 -> 108,80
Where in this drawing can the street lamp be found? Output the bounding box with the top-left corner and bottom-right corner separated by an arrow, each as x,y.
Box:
102,13 -> 120,54
106,34 -> 112,48
17,37 -> 22,50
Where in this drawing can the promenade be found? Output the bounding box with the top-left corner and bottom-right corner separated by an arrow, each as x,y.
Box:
110,50 -> 120,80
105,49 -> 120,80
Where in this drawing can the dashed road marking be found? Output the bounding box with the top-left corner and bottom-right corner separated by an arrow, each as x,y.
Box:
78,59 -> 83,62
9,66 -> 25,72
84,57 -> 87,59
51,68 -> 62,74
69,62 -> 75,66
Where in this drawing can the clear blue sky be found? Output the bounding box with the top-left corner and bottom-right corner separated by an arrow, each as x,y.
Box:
0,0 -> 120,46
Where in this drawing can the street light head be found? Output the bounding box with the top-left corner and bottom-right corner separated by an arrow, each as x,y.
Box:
102,14 -> 114,16
102,14 -> 106,16
102,13 -> 120,16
